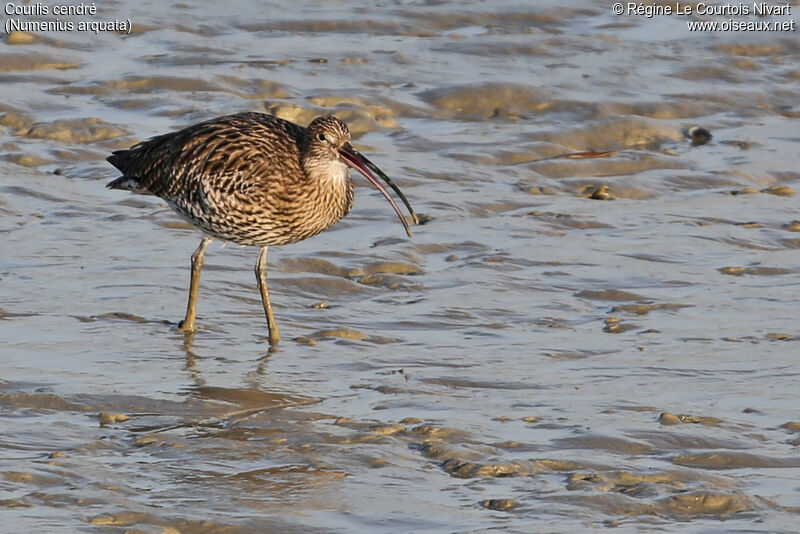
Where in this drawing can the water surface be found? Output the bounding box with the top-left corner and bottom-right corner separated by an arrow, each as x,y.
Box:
1,1 -> 799,532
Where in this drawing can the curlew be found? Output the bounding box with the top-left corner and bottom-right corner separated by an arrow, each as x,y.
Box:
107,112 -> 417,345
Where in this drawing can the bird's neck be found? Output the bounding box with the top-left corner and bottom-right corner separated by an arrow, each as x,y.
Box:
301,158 -> 355,229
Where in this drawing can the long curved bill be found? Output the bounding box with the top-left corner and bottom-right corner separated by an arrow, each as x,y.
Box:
338,142 -> 418,237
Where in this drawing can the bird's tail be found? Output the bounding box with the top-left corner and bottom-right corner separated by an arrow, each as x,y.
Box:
106,150 -> 152,194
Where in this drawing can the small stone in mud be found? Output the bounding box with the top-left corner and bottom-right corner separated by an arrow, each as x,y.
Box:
310,301 -> 329,309
480,499 -> 518,511
522,416 -> 541,424
399,417 -> 421,424
48,451 -> 69,459
444,255 -> 458,262
581,184 -> 615,200
780,422 -> 800,432
762,185 -> 795,197
687,126 -> 712,146
659,412 -> 682,425
783,220 -> 800,232
99,412 -> 129,426
718,266 -> 746,276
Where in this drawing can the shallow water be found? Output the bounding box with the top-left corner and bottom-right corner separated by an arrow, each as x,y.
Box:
1,1 -> 800,532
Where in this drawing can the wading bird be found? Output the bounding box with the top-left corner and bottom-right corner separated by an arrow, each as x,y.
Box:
107,112 -> 417,345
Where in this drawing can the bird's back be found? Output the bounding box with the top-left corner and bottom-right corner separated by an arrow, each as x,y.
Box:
108,112 -> 305,199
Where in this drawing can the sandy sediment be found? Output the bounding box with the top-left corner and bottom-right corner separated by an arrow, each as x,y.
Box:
0,52 -> 79,72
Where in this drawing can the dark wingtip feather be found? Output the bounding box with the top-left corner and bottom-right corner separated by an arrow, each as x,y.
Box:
107,150 -> 127,171
107,150 -> 127,189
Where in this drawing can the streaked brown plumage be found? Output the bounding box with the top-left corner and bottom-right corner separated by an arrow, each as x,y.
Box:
107,112 -> 417,344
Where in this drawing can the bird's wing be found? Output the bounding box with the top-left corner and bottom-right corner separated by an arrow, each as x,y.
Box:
108,113 -> 307,201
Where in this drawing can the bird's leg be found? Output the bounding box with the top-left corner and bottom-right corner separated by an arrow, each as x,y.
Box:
255,246 -> 281,345
179,236 -> 213,331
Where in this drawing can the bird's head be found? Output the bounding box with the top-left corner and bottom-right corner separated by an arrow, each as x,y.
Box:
305,116 -> 418,237
306,116 -> 352,161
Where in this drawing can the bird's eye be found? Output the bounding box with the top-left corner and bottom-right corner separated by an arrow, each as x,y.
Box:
317,133 -> 327,142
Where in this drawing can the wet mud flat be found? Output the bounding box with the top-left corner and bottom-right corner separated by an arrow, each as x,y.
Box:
2,1 -> 800,532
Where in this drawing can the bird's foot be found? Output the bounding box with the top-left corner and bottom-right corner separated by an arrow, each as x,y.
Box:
267,331 -> 280,346
178,319 -> 196,332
